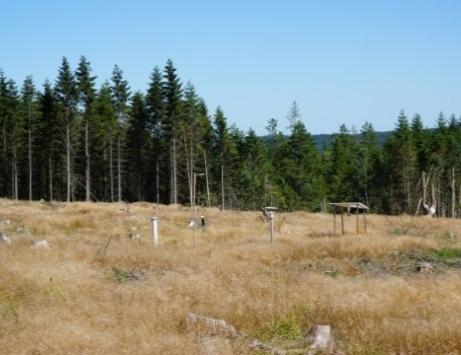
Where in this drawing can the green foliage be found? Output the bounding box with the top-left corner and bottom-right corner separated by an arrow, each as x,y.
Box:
112,268 -> 145,283
112,268 -> 131,282
259,315 -> 301,341
428,248 -> 461,261
43,280 -> 62,300
0,291 -> 22,322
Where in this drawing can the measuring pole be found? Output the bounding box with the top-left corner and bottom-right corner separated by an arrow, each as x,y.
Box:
151,216 -> 159,246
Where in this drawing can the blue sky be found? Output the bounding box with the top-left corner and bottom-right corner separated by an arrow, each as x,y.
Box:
2,0 -> 460,134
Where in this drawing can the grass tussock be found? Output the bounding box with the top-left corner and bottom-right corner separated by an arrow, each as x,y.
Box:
1,199 -> 461,353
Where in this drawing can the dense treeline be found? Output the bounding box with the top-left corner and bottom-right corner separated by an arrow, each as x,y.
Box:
0,56 -> 460,216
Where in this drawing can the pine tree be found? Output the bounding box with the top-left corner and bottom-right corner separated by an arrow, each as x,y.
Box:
55,57 -> 77,202
37,80 -> 60,200
5,79 -> 20,199
20,76 -> 39,201
146,66 -> 165,203
181,82 -> 202,206
0,74 -> 21,199
162,59 -> 182,204
111,64 -> 130,202
383,111 -> 415,214
126,92 -> 149,200
196,99 -> 213,207
358,122 -> 383,210
240,129 -> 269,209
284,121 -> 323,210
264,118 -> 287,208
212,107 -> 232,210
76,56 -> 97,201
0,71 -> 11,197
93,82 -> 116,200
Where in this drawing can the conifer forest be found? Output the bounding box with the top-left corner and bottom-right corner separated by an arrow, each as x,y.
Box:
0,56 -> 460,216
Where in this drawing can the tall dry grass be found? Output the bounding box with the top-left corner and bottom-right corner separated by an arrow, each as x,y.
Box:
1,199 -> 461,354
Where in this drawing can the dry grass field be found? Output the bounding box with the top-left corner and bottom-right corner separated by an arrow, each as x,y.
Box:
2,199 -> 461,354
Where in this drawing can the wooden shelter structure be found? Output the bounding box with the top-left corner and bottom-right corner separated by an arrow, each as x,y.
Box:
329,202 -> 369,235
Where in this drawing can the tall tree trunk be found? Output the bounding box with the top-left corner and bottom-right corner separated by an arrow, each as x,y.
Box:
65,108 -> 71,203
155,159 -> 160,204
109,129 -> 114,202
405,173 -> 411,214
452,167 -> 456,218
170,135 -> 177,204
117,135 -> 122,202
48,154 -> 53,201
190,136 -> 193,207
183,132 -> 193,206
85,119 -> 90,202
173,136 -> 177,204
28,103 -> 32,201
11,131 -> 18,200
12,144 -> 17,200
221,160 -> 225,211
190,136 -> 194,205
431,177 -> 436,217
422,171 -> 427,205
203,150 -> 210,207
2,125 -> 6,155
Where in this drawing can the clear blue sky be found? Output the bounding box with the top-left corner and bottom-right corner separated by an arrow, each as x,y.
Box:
2,0 -> 460,134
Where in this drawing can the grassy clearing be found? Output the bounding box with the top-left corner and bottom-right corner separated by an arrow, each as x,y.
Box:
1,199 -> 461,354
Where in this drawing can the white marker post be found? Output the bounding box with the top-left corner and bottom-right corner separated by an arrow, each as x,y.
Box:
269,211 -> 275,244
151,217 -> 159,246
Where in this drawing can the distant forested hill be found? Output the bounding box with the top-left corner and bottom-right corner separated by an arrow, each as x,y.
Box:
261,131 -> 393,151
312,131 -> 392,151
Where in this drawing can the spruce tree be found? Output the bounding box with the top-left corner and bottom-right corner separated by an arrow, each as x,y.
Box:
20,76 -> 39,201
55,57 -> 77,202
110,64 -> 130,202
162,59 -> 182,204
76,56 -> 97,201
240,128 -> 269,209
126,92 -> 149,200
284,121 -> 323,210
37,80 -> 60,200
212,107 -> 233,210
383,111 -> 415,214
146,66 -> 164,203
358,122 -> 383,210
93,82 -> 116,200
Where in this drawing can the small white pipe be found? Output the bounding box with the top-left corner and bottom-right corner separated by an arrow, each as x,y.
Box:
151,217 -> 159,246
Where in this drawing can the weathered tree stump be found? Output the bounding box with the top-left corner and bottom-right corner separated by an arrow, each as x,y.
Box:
306,325 -> 335,354
31,240 -> 49,249
0,232 -> 11,244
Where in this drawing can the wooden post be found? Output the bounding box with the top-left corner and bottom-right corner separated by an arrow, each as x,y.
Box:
333,208 -> 336,236
340,209 -> 344,236
363,211 -> 367,234
356,203 -> 359,235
